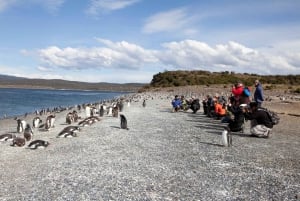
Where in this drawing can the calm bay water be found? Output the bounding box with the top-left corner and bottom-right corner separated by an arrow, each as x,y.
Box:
0,88 -> 130,118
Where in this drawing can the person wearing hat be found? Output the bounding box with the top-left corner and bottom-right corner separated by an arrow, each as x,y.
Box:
254,79 -> 264,107
243,102 -> 273,138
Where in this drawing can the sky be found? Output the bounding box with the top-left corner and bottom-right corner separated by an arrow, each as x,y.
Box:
0,0 -> 299,83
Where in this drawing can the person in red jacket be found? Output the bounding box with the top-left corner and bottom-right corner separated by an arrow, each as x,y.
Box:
231,81 -> 250,105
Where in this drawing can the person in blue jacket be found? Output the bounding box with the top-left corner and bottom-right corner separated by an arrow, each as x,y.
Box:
254,80 -> 264,107
171,95 -> 182,112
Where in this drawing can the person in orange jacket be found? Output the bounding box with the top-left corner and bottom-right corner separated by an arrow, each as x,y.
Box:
214,100 -> 226,120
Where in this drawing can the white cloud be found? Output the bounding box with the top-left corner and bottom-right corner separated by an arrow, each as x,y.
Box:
38,39 -> 157,71
86,0 -> 140,16
0,0 -> 65,13
142,8 -> 195,34
35,39 -> 300,77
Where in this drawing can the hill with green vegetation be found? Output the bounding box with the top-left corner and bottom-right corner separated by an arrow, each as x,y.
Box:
0,74 -> 145,92
141,70 -> 300,93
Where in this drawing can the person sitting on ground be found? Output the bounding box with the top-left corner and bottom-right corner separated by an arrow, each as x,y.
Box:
206,95 -> 215,117
190,97 -> 200,114
180,95 -> 190,111
243,102 -> 273,138
171,95 -> 182,112
214,100 -> 226,120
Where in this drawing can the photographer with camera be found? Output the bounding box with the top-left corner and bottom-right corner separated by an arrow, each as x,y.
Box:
243,102 -> 273,138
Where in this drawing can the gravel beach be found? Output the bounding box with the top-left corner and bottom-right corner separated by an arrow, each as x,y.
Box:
0,88 -> 299,201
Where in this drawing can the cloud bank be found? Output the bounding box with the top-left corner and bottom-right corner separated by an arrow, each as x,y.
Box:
36,39 -> 300,76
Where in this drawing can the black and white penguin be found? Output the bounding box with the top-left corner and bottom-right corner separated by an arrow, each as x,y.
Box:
24,124 -> 33,141
0,133 -> 16,142
11,137 -> 26,147
142,99 -> 146,108
112,106 -> 119,117
58,126 -> 81,134
120,114 -> 129,130
45,115 -> 55,130
57,131 -> 78,138
32,117 -> 42,128
15,118 -> 26,133
222,129 -> 232,147
78,116 -> 100,127
99,105 -> 104,117
27,140 -> 50,149
66,112 -> 74,124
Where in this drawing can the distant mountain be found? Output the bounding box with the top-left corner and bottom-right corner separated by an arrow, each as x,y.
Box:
0,74 -> 146,92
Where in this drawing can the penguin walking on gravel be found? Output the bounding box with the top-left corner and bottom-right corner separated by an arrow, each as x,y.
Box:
120,114 -> 129,130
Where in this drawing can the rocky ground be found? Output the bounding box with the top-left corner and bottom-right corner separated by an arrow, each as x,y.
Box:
0,87 -> 299,201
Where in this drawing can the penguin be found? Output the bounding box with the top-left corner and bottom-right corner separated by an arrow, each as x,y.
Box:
27,140 -> 50,149
66,112 -> 74,124
107,107 -> 113,116
57,131 -> 77,138
120,114 -> 129,130
11,137 -> 26,147
112,106 -> 119,117
32,117 -> 42,128
142,99 -> 146,107
0,133 -> 16,142
222,129 -> 232,147
15,118 -> 26,133
45,115 -> 55,130
24,124 -> 33,141
58,126 -> 81,135
78,116 -> 100,127
85,105 -> 91,117
99,105 -> 104,117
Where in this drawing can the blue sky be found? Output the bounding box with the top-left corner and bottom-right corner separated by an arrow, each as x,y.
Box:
0,0 -> 299,83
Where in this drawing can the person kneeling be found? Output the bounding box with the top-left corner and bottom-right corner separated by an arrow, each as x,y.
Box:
171,95 -> 182,112
243,102 -> 273,138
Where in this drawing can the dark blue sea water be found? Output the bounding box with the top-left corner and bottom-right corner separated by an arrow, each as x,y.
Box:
0,88 -> 130,118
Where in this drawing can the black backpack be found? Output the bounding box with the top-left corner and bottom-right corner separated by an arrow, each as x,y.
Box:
258,107 -> 280,125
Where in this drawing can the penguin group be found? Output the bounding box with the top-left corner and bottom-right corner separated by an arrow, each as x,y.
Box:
0,96 -> 132,150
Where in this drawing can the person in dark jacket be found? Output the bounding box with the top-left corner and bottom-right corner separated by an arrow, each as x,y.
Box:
243,102 -> 273,138
190,98 -> 200,114
254,80 -> 264,107
226,103 -> 245,132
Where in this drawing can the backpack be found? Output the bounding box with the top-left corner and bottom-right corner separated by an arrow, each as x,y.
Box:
258,107 -> 280,125
243,87 -> 251,97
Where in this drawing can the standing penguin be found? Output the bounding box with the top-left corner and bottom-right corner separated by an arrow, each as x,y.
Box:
221,129 -> 232,147
142,99 -> 146,108
120,114 -> 129,130
99,105 -> 104,117
45,115 -> 55,131
24,124 -> 33,141
32,117 -> 42,128
15,118 -> 26,133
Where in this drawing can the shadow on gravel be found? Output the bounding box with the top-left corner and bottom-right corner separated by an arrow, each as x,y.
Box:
110,126 -> 122,129
193,136 -> 224,147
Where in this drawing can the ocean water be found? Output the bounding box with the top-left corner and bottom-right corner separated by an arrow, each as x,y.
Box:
0,88 -> 130,118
